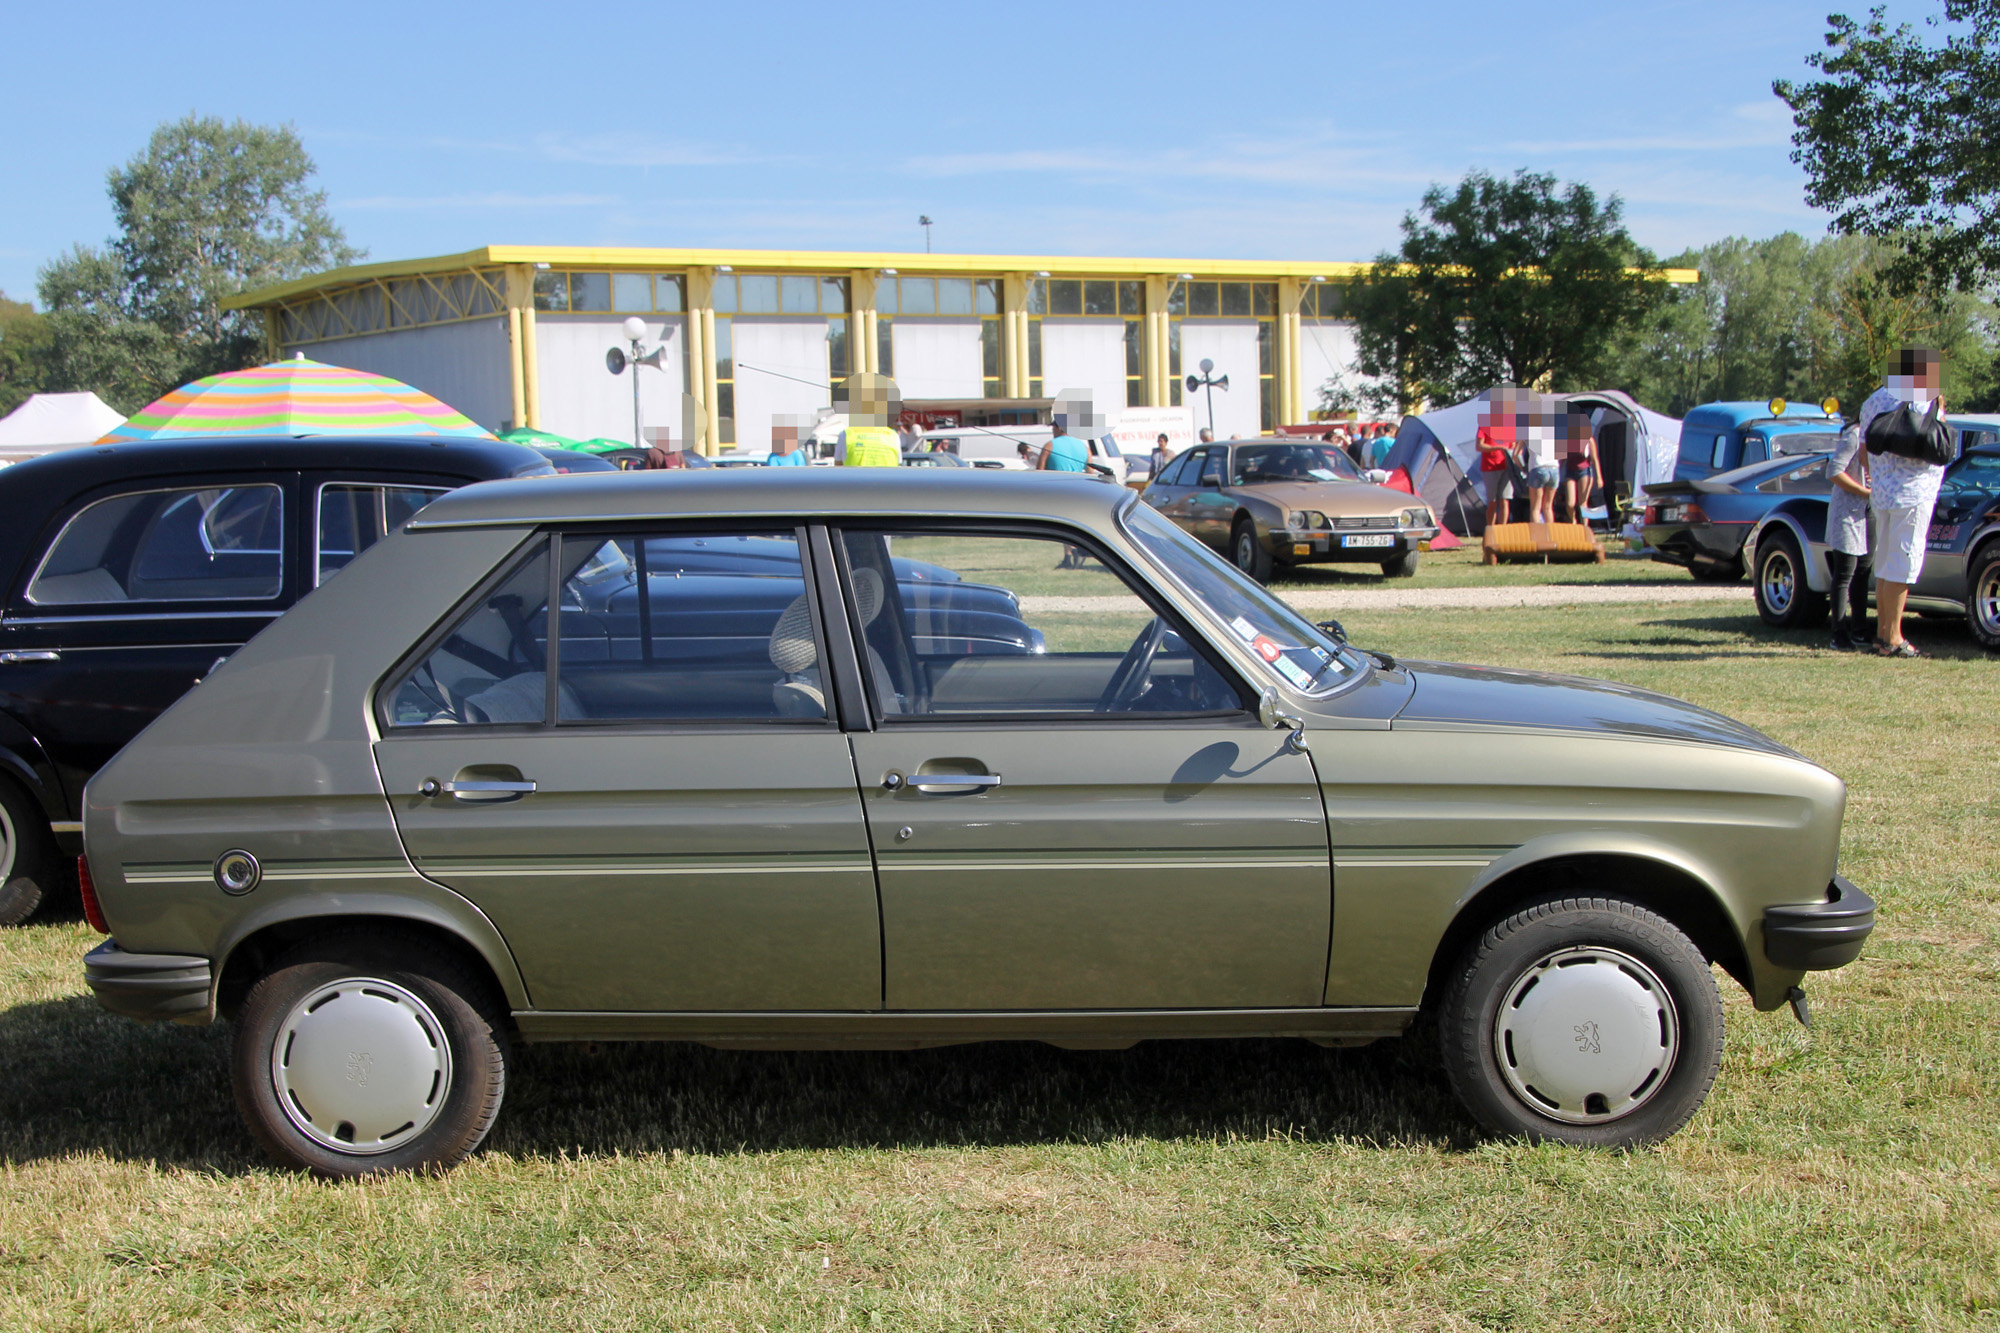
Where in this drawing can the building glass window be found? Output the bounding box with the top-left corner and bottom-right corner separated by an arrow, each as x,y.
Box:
976,279 -> 1001,314
738,274 -> 780,313
656,275 -> 685,312
1083,280 -> 1116,316
1125,320 -> 1143,407
714,317 -> 735,445
570,273 -> 612,312
828,318 -> 850,381
612,274 -> 652,312
877,317 -> 894,378
533,270 -> 571,311
982,319 -> 1001,399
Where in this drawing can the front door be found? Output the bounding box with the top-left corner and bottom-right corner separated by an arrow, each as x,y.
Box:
1187,447 -> 1236,548
837,525 -> 1330,1011
374,527 -> 880,1012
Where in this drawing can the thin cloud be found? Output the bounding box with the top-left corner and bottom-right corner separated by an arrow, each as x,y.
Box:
340,192 -> 624,210
904,131 -> 1432,191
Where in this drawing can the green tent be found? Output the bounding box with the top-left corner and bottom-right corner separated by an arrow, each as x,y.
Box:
498,426 -> 582,450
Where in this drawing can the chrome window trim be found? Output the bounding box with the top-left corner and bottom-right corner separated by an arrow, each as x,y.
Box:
313,481 -> 449,588
2,609 -> 284,626
24,482 -> 287,608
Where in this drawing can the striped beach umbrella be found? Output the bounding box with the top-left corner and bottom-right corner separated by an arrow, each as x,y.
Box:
100,358 -> 493,443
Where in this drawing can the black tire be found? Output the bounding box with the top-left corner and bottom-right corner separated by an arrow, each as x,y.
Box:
1230,518 -> 1273,584
1966,543 -> 2000,651
1688,559 -> 1743,583
232,932 -> 508,1177
1753,530 -> 1828,628
0,778 -> 56,928
1438,895 -> 1723,1148
1380,551 -> 1420,578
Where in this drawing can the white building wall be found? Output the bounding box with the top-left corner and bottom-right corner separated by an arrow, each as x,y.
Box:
732,318 -> 831,452
287,319 -> 514,432
535,314 -> 688,445
890,319 -> 983,398
1177,322 -> 1262,439
1299,319 -> 1361,409
1039,319 -> 1126,428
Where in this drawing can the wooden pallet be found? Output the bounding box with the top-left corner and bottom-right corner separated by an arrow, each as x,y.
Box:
1481,522 -> 1606,564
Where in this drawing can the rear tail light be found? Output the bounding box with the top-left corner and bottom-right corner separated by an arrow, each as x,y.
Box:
1684,503 -> 1709,524
77,855 -> 108,934
1643,506 -> 1657,525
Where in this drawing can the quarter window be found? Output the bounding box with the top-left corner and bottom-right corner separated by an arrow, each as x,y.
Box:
28,484 -> 284,605
838,529 -> 1239,718
386,543 -> 554,726
317,485 -> 446,584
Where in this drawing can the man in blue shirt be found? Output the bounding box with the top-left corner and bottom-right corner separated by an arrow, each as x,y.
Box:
1040,417 -> 1090,473
767,418 -> 809,466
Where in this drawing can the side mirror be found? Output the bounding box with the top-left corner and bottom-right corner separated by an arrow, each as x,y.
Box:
1257,687 -> 1309,753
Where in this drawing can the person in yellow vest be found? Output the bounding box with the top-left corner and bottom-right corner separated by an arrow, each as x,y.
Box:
834,372 -> 904,467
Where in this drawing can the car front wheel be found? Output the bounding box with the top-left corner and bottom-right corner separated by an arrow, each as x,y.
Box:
1381,551 -> 1419,578
1968,543 -> 2000,651
1753,530 -> 1827,628
1231,519 -> 1273,584
0,779 -> 56,928
1438,896 -> 1723,1147
232,933 -> 507,1176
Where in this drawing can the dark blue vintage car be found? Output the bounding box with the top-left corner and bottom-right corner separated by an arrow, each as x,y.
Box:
1643,450 -> 1836,588
1733,443 -> 2000,642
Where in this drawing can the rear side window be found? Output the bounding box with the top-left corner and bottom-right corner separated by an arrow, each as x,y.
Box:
317,484 -> 447,585
28,485 -> 284,606
386,543 -> 553,726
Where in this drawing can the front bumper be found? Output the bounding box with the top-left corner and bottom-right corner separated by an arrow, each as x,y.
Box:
1763,875 -> 1877,971
83,940 -> 212,1024
1278,528 -> 1435,562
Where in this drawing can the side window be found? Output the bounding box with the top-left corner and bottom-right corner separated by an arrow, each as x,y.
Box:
1758,458 -> 1830,494
1156,453 -> 1192,487
28,484 -> 283,606
838,529 -> 1239,718
1198,450 -> 1225,487
385,542 -> 552,727
1678,432 -> 1712,466
1711,434 -> 1732,470
318,484 -> 447,584
1742,436 -> 1768,466
554,530 -> 823,723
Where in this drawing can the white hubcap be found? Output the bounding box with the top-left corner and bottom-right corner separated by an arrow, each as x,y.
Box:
272,977 -> 452,1154
1494,946 -> 1679,1124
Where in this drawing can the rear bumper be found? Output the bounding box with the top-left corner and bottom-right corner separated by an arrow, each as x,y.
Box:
84,940 -> 213,1024
1763,875 -> 1877,971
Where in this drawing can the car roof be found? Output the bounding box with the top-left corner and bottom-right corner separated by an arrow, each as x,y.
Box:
407,467 -> 1131,531
1684,402 -> 1840,429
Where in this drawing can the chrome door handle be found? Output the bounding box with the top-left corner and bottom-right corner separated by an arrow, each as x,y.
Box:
420,778 -> 536,800
907,773 -> 1003,792
0,650 -> 59,664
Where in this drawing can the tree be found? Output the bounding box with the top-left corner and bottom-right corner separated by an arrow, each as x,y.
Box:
1605,231 -> 1997,417
106,116 -> 360,373
0,291 -> 47,416
1775,2 -> 2000,291
26,116 -> 360,410
1344,170 -> 1666,409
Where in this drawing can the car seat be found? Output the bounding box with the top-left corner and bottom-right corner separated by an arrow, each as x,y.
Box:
766,567 -> 904,718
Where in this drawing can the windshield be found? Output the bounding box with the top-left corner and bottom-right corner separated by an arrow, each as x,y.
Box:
1231,443 -> 1362,485
1772,431 -> 1839,457
1122,500 -> 1367,696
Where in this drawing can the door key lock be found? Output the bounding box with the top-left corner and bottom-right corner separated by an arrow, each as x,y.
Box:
882,771 -> 905,790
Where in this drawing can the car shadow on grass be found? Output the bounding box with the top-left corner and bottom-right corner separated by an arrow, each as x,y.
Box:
1572,613 -> 1988,663
0,994 -> 1477,1170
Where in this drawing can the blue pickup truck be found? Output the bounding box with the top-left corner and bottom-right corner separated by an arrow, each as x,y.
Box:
1672,402 -> 1844,483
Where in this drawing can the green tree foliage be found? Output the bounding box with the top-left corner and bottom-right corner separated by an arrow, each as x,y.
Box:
1775,2 -> 2000,291
0,291 -> 48,416
1345,170 -> 1666,410
22,116 -> 360,413
1608,232 -> 1997,417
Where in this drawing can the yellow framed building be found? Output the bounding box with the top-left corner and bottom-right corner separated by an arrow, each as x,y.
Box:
226,246 -> 1696,452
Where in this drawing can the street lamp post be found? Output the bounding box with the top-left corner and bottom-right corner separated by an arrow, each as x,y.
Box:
919,215 -> 933,252
1185,357 -> 1229,437
605,315 -> 672,448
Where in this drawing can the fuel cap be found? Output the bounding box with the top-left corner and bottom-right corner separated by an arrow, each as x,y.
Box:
213,849 -> 262,895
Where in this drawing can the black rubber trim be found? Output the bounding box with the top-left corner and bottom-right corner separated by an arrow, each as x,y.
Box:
1763,874 -> 1877,971
83,939 -> 212,1023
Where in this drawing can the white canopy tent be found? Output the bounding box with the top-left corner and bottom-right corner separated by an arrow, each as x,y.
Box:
1382,388 -> 1681,535
0,392 -> 127,464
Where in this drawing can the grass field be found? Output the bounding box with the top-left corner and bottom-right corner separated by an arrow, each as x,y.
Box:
2,590 -> 1996,1330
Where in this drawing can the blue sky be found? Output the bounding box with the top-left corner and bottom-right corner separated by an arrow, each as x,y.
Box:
0,0 -> 1921,303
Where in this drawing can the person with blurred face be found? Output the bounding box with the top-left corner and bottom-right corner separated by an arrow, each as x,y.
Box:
1859,347 -> 1949,657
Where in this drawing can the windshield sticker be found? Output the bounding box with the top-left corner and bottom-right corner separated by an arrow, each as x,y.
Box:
1274,655 -> 1316,688
1307,468 -> 1337,481
1229,616 -> 1259,643
1252,634 -> 1282,663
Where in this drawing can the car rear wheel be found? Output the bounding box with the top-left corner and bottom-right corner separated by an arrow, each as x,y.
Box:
1380,551 -> 1419,578
232,933 -> 507,1176
0,779 -> 56,928
1438,896 -> 1723,1147
1753,530 -> 1827,628
1231,519 -> 1273,584
1968,543 -> 2000,651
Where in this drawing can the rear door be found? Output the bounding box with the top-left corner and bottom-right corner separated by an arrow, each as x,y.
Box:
836,523 -> 1331,1011
372,526 -> 881,1013
0,474 -> 295,811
